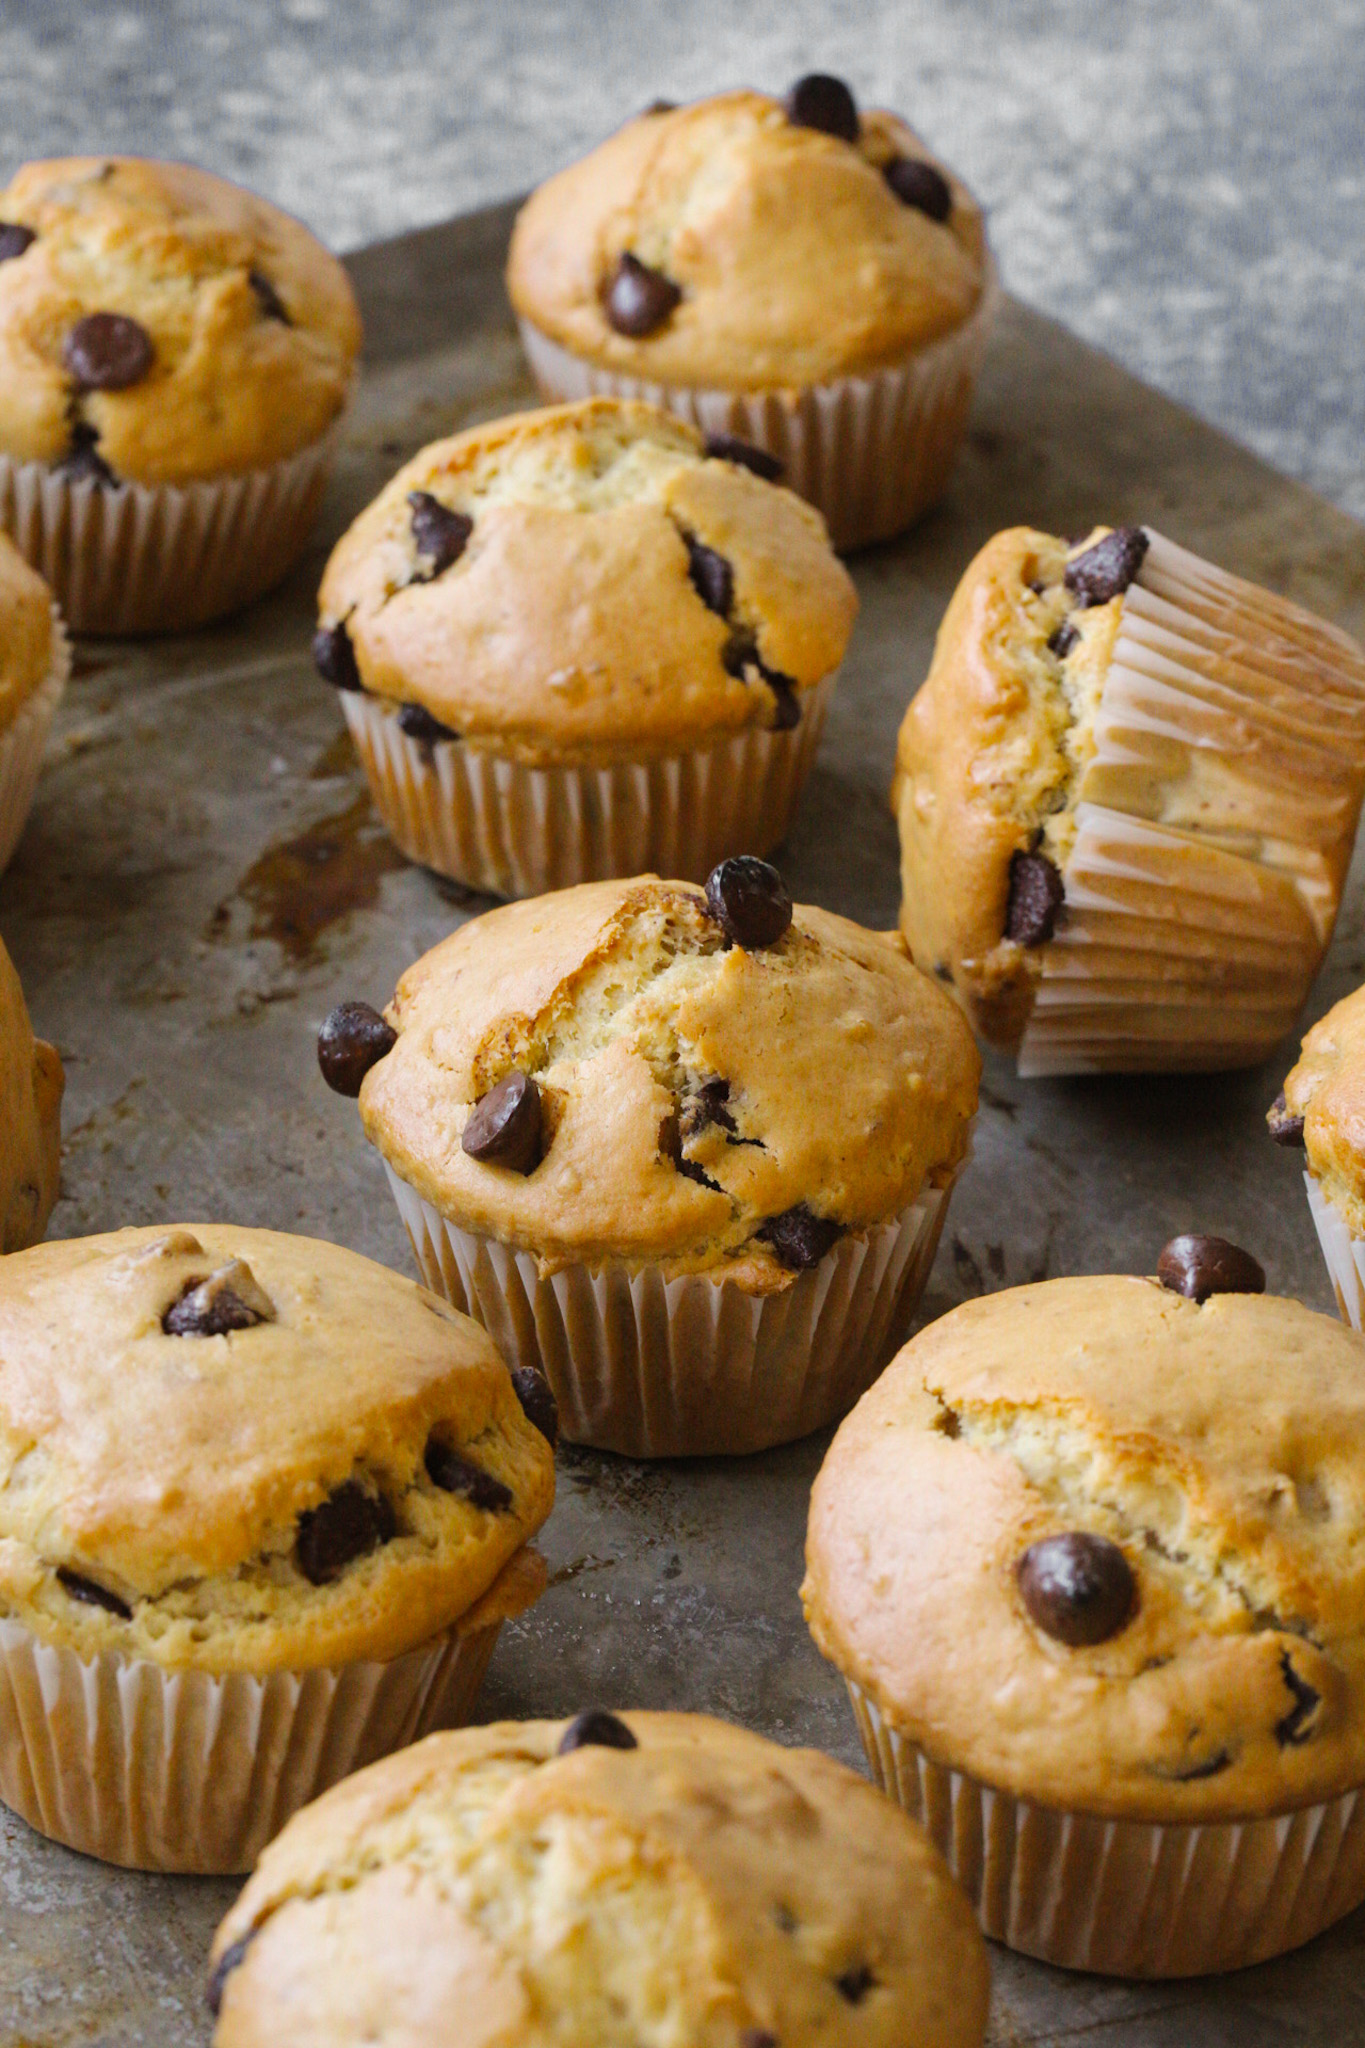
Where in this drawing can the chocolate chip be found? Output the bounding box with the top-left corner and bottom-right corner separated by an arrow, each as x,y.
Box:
55,421 -> 117,485
681,1077 -> 737,1138
643,98 -> 677,115
1274,1651 -> 1321,1747
424,1437 -> 514,1511
1267,1091 -> 1306,1148
63,311 -> 154,391
557,1709 -> 638,1754
685,535 -> 733,616
163,1280 -> 265,1337
678,1156 -> 723,1192
1047,619 -> 1079,658
248,270 -> 290,322
1156,1234 -> 1265,1305
462,1069 -> 542,1174
835,1965 -> 875,2005
704,433 -> 784,482
883,156 -> 953,221
408,491 -> 473,577
0,222 -> 35,263
1171,1749 -> 1232,1781
704,856 -> 792,950
784,73 -> 859,142
1017,1532 -> 1136,1647
510,1366 -> 559,1449
605,253 -> 682,337
743,2034 -> 778,2048
1005,849 -> 1064,946
758,1205 -> 843,1270
396,700 -> 459,744
1064,526 -> 1149,608
723,629 -> 759,679
206,1933 -> 256,2018
295,1481 -> 396,1586
56,1566 -> 133,1620
312,620 -> 363,692
317,1000 -> 396,1097
766,673 -> 802,729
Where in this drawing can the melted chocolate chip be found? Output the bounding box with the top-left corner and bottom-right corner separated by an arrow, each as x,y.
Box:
704,433 -> 783,482
312,620 -> 363,691
206,1933 -> 256,2017
704,856 -> 793,950
1005,849 -> 1064,947
424,1437 -> 514,1510
605,252 -> 682,337
55,421 -> 117,484
1267,1091 -> 1306,1148
883,156 -> 953,221
462,1069 -> 542,1174
0,222 -> 35,264
681,1077 -> 737,1138
558,1709 -> 638,1754
643,98 -> 677,116
758,1205 -> 843,1270
57,1566 -> 133,1620
408,490 -> 473,577
1017,1532 -> 1136,1647
295,1481 -> 396,1586
396,700 -> 459,744
835,1965 -> 875,2005
511,1366 -> 559,1448
1047,619 -> 1079,659
1064,526 -> 1149,608
248,270 -> 290,322
784,73 -> 859,142
678,1156 -> 724,1192
685,535 -> 733,616
1156,1234 -> 1265,1305
1171,1749 -> 1233,1781
63,311 -> 154,391
766,673 -> 802,729
317,1000 -> 396,1097
1275,1651 -> 1321,1747
163,1280 -> 265,1337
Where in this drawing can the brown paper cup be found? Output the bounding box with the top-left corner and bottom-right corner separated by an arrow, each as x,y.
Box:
341,675 -> 834,897
1304,1175 -> 1365,1330
0,1545 -> 544,1873
847,1681 -> 1365,1977
384,1164 -> 956,1457
517,258 -> 998,552
0,609 -> 69,873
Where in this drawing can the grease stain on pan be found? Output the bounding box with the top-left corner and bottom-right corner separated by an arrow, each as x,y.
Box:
211,790 -> 406,962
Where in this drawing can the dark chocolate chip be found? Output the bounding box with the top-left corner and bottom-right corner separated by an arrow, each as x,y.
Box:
557,1709 -> 638,1754
510,1366 -> 559,1449
295,1481 -> 396,1586
396,700 -> 459,744
0,222 -> 35,264
685,535 -> 733,617
1171,1749 -> 1232,1781
1267,1091 -> 1306,1148
743,2034 -> 778,2048
605,252 -> 682,337
1156,1234 -> 1266,1305
1047,619 -> 1079,659
704,856 -> 793,950
206,1933 -> 256,2017
681,1077 -> 737,1138
678,1156 -> 723,1192
758,1205 -> 843,1270
883,156 -> 953,221
643,97 -> 677,116
408,490 -> 473,577
55,421 -> 117,484
1064,526 -> 1149,608
462,1069 -> 542,1174
63,311 -> 154,391
317,1000 -> 396,1097
1274,1651 -> 1321,1747
424,1437 -> 514,1511
312,620 -> 363,692
704,433 -> 784,482
56,1566 -> 133,1620
835,1965 -> 875,2005
1005,849 -> 1064,947
248,269 -> 290,322
784,73 -> 859,142
1017,1532 -> 1136,1647
163,1281 -> 265,1337
723,629 -> 759,679
766,672 -> 802,729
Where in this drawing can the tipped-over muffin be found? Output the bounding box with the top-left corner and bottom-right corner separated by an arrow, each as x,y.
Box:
0,934 -> 62,1251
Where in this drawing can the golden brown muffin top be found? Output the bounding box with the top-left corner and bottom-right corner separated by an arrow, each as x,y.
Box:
0,935 -> 62,1253
0,530 -> 57,730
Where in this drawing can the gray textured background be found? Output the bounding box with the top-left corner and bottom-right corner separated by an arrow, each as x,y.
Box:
2,0 -> 1362,516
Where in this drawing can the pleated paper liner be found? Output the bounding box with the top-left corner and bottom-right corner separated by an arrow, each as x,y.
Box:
1304,1175 -> 1365,1331
385,1164 -> 955,1458
847,1681 -> 1365,1978
517,258 -> 998,552
0,607 -> 70,874
342,675 -> 833,898
0,1544 -> 544,1874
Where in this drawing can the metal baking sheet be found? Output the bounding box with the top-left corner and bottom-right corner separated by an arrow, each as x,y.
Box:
3,199 -> 1365,2046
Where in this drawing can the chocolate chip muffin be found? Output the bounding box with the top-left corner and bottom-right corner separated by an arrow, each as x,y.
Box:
0,1223 -> 555,1870
207,1711 -> 990,2047
804,1241 -> 1365,1975
0,156 -> 362,631
320,864 -> 980,1456
0,934 -> 62,1252
895,524 -> 1365,1075
1269,981 -> 1365,1327
0,530 -> 66,872
507,80 -> 995,548
315,398 -> 857,898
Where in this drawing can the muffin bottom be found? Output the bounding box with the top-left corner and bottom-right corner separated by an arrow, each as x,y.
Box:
0,609 -> 69,873
1304,1174 -> 1365,1330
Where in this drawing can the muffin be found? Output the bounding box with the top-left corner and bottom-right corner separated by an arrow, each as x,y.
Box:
803,1238 -> 1365,1975
0,531 -> 67,871
507,81 -> 995,549
1269,982 -> 1365,1327
0,934 -> 62,1251
894,523 -> 1365,1074
207,1710 -> 990,2047
0,155 -> 361,632
318,863 -> 980,1457
0,1223 -> 555,1871
315,398 -> 857,898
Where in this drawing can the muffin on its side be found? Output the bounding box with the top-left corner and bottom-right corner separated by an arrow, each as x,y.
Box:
0,934 -> 62,1251
207,1711 -> 990,2048
0,532 -> 67,872
1269,983 -> 1365,1326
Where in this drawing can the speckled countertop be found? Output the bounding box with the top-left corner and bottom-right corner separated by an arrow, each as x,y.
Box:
2,0 -> 1361,517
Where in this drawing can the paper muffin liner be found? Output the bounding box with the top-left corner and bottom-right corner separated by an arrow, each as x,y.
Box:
846,1681 -> 1365,1977
1304,1174 -> 1365,1330
341,673 -> 834,897
517,258 -> 998,553
0,410 -> 347,635
384,1163 -> 954,1458
0,607 -> 70,874
1017,528 -> 1365,1077
0,1545 -> 543,1874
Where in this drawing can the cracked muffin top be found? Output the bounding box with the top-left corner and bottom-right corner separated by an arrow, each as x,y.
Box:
0,936 -> 62,1254
353,873 -> 979,1288
0,530 -> 58,731
804,1273 -> 1365,1820
208,1711 -> 989,2048
315,398 -> 857,765
506,88 -> 987,391
0,156 -> 361,485
0,1224 -> 555,1672
1273,984 -> 1365,1233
